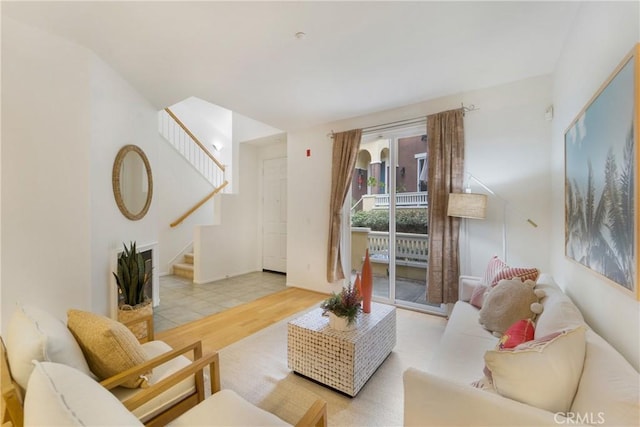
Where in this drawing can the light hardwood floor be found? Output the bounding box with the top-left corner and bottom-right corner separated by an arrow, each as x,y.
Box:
156,287 -> 327,356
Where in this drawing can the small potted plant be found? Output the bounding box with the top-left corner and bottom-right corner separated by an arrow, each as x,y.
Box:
113,241 -> 152,340
321,282 -> 363,331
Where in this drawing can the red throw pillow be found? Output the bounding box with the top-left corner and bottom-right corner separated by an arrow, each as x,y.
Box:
499,319 -> 535,349
490,267 -> 539,286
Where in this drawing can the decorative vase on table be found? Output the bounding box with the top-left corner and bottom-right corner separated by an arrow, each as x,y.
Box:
354,272 -> 362,300
361,249 -> 373,313
320,282 -> 362,332
328,312 -> 357,332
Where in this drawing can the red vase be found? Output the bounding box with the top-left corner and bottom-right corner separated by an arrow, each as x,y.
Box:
361,249 -> 373,313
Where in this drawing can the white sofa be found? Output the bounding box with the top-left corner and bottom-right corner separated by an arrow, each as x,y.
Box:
403,273 -> 640,426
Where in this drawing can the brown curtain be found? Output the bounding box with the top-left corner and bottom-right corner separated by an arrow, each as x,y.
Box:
327,129 -> 362,283
426,109 -> 465,304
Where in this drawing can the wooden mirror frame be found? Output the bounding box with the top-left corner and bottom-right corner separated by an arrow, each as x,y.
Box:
112,144 -> 153,221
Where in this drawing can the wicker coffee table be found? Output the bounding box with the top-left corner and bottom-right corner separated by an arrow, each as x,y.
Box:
287,302 -> 396,396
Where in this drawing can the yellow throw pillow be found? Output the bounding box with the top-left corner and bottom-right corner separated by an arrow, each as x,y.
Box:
67,309 -> 151,388
484,326 -> 586,413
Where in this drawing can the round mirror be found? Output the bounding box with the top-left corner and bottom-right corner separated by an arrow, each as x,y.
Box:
112,145 -> 153,221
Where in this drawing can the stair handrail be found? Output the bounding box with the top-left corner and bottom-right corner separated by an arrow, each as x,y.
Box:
170,181 -> 229,228
164,107 -> 226,172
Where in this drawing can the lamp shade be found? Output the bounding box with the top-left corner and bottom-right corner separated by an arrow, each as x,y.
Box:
447,193 -> 487,219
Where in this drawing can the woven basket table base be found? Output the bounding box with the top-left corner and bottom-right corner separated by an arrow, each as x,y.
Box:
287,302 -> 396,396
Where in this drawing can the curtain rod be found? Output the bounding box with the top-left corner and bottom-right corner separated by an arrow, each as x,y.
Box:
328,103 -> 479,139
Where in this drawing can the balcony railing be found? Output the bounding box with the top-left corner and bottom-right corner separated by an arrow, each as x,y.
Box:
374,191 -> 427,208
368,231 -> 428,266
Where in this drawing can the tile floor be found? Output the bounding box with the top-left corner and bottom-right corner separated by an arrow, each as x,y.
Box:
153,271 -> 286,333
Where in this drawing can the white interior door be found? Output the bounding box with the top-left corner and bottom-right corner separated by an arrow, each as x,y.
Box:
262,157 -> 287,273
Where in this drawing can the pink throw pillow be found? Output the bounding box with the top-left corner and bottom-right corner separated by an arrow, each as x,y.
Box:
490,267 -> 539,286
482,256 -> 507,286
470,284 -> 489,309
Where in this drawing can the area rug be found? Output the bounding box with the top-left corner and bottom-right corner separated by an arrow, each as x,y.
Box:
217,306 -> 447,427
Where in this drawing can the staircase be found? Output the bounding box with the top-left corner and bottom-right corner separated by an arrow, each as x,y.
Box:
173,252 -> 194,280
159,106 -> 228,282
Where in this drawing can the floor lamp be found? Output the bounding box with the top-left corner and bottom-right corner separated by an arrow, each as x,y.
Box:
463,174 -> 538,263
447,193 -> 488,275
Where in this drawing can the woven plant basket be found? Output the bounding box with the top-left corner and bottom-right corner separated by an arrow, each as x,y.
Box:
118,300 -> 153,341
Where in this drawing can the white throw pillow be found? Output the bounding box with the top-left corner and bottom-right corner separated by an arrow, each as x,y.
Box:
25,361 -> 143,426
6,305 -> 93,389
484,326 -> 586,413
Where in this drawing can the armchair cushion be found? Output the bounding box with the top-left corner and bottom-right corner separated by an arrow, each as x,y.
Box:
6,304 -> 93,390
67,309 -> 151,388
25,361 -> 143,426
111,340 -> 196,422
167,389 -> 290,427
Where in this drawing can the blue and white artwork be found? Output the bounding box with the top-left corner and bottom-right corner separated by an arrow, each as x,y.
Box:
565,51 -> 636,295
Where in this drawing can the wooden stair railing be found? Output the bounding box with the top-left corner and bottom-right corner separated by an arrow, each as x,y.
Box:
164,107 -> 225,173
170,181 -> 229,228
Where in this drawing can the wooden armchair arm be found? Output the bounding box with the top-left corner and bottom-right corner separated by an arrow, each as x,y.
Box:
121,314 -> 154,343
119,352 -> 219,413
100,340 -> 220,413
1,338 -> 24,427
295,399 -> 327,427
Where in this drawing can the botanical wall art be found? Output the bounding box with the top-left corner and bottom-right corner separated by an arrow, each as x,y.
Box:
565,43 -> 639,299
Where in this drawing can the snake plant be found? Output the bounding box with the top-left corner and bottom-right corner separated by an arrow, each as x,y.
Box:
113,242 -> 151,306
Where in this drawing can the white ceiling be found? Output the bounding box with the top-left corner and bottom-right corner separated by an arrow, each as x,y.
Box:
2,1 -> 580,131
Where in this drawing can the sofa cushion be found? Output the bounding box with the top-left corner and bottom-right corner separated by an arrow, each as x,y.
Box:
6,304 -> 93,390
534,287 -> 585,339
67,309 -> 151,388
570,329 -> 640,426
111,340 -> 196,422
428,302 -> 498,384
25,361 -> 143,426
484,326 -> 586,413
405,368 -> 565,426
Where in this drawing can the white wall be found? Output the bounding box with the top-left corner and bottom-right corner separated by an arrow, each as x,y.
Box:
551,1 -> 639,370
89,55 -> 161,316
232,112 -> 284,194
463,77 -> 553,275
194,143 -> 261,283
1,17 -> 92,327
1,17 -> 169,325
287,75 -> 553,295
194,140 -> 287,284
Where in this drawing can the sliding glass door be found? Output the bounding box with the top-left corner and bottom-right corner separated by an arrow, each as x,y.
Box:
349,126 -> 445,315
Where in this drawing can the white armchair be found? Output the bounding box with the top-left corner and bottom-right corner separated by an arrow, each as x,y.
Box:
1,304 -> 326,427
24,361 -> 327,427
